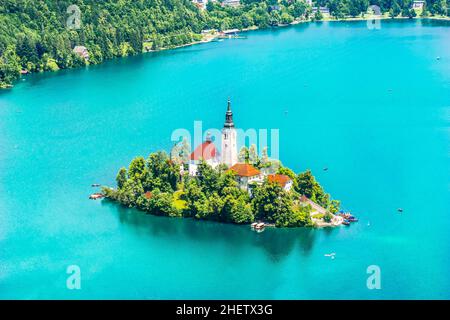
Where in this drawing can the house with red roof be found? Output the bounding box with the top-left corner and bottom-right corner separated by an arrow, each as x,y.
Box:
267,174 -> 293,192
228,163 -> 263,190
188,133 -> 220,176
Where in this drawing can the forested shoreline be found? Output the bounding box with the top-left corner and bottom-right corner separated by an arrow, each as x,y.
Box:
1,0 -> 449,88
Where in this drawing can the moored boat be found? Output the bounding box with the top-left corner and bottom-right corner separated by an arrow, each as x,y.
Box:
255,223 -> 265,230
89,193 -> 104,200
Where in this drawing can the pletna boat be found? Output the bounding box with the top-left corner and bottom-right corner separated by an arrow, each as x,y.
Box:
255,223 -> 265,230
89,193 -> 104,200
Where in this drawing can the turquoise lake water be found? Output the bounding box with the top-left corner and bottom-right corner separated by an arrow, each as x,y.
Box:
0,19 -> 449,299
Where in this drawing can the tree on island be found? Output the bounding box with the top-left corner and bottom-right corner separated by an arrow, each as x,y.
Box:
248,144 -> 258,165
238,146 -> 250,163
170,138 -> 191,165
116,168 -> 127,190
295,169 -> 338,213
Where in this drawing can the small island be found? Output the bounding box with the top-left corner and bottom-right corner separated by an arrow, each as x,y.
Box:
103,100 -> 345,228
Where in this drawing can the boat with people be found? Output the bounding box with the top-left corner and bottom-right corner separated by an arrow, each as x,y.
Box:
91,183 -> 101,187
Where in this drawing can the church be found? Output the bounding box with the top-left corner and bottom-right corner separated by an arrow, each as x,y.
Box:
187,99 -> 282,191
187,99 -> 293,192
188,99 -> 238,175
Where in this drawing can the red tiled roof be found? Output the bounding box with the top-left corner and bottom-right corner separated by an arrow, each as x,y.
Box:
228,163 -> 261,177
144,191 -> 152,199
268,174 -> 291,187
190,141 -> 217,161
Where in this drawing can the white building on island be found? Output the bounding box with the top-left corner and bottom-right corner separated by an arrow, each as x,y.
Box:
228,163 -> 263,190
268,174 -> 293,192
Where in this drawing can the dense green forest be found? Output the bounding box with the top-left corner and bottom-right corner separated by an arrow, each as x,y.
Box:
102,151 -> 340,227
1,0 -> 449,87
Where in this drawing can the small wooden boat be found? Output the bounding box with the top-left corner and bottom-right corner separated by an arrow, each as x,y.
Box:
255,223 -> 265,230
91,183 -> 101,187
89,193 -> 104,200
397,208 -> 403,213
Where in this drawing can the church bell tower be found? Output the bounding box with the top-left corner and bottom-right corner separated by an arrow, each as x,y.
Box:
221,99 -> 238,167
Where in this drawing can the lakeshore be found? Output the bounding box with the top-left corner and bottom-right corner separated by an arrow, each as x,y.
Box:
76,15 -> 450,54
4,16 -> 449,90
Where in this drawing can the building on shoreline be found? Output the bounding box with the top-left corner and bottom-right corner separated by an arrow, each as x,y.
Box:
412,1 -> 425,9
312,6 -> 330,15
192,0 -> 209,10
223,0 -> 241,7
73,46 -> 89,61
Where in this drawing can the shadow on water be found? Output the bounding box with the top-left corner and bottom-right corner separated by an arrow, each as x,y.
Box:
420,18 -> 450,27
7,52 -> 152,90
251,227 -> 317,262
102,200 -> 318,262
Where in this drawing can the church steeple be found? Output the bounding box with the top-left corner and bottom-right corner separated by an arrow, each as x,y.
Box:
221,98 -> 238,167
224,98 -> 234,128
